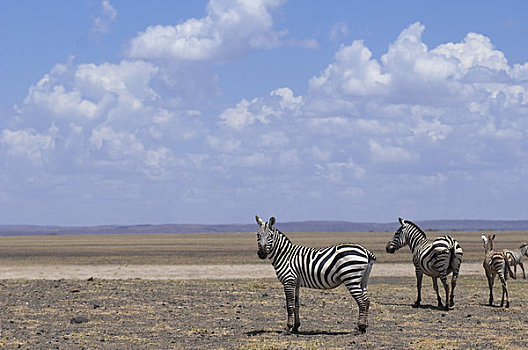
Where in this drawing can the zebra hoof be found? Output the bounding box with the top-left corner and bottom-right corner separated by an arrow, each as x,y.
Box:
356,325 -> 367,335
281,329 -> 292,335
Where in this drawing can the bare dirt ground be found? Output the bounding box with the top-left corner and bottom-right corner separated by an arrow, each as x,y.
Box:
1,231 -> 527,349
0,262 -> 484,280
1,276 -> 527,349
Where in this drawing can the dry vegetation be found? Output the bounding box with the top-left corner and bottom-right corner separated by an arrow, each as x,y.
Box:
0,229 -> 525,265
0,230 -> 527,349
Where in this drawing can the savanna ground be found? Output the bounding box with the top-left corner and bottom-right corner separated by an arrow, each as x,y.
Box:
0,229 -> 527,349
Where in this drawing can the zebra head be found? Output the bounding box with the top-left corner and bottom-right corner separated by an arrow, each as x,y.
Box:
255,215 -> 276,259
386,217 -> 409,253
481,233 -> 495,253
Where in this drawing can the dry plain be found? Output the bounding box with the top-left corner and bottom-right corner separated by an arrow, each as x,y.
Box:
0,229 -> 527,349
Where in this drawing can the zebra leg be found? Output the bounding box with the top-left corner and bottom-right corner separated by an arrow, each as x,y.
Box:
432,277 -> 443,309
292,284 -> 300,332
520,263 -> 526,279
282,283 -> 297,334
439,276 -> 450,311
346,284 -> 370,334
413,269 -> 423,308
499,273 -> 509,308
486,271 -> 495,306
450,271 -> 459,307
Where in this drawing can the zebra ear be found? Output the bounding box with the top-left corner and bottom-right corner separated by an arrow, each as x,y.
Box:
255,215 -> 264,226
269,216 -> 276,228
492,234 -> 496,240
398,217 -> 405,226
481,234 -> 486,242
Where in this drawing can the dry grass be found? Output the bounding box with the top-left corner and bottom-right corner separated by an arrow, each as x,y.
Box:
0,230 -> 525,265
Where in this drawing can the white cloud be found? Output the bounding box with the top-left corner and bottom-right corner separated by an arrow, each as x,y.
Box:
92,0 -> 117,35
1,127 -> 55,165
219,87 -> 301,129
316,159 -> 365,182
309,40 -> 390,97
369,140 -> 416,163
24,75 -> 99,120
4,12 -> 528,224
126,0 -> 291,62
329,22 -> 348,43
412,118 -> 452,141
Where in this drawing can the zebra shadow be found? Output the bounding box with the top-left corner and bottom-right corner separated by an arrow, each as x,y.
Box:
412,304 -> 448,311
377,301 -> 447,310
481,303 -> 508,308
246,329 -> 350,336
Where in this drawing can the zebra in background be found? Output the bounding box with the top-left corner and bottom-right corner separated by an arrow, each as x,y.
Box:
482,233 -> 515,307
385,218 -> 463,310
255,215 -> 376,334
503,243 -> 528,279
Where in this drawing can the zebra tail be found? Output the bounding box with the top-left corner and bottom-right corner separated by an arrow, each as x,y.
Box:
449,245 -> 456,267
365,248 -> 377,262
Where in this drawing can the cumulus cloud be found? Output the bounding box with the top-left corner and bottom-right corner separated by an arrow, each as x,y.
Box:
309,40 -> 390,97
3,14 -> 528,224
127,0 -> 298,62
215,21 -> 528,222
219,87 -> 302,129
1,127 -> 55,165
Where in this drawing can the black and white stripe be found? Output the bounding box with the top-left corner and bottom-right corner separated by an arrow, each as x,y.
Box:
482,233 -> 515,307
385,218 -> 463,310
503,243 -> 528,279
255,215 -> 376,334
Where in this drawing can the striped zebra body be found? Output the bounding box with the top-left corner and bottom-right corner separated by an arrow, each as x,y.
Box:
503,243 -> 528,279
256,215 -> 376,334
386,218 -> 463,310
482,233 -> 515,307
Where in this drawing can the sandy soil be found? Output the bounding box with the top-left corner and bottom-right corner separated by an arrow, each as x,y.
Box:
0,262 -> 483,280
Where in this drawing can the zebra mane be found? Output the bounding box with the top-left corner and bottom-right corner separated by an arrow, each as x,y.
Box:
404,220 -> 427,238
273,227 -> 292,243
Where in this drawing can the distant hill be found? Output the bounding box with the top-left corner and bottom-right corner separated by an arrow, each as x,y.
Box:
1,220 -> 527,236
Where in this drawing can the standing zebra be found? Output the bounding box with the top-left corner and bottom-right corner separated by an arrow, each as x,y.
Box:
385,218 -> 463,310
503,243 -> 528,279
255,215 -> 376,334
482,233 -> 515,307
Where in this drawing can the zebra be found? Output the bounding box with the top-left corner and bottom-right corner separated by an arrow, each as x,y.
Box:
385,218 -> 463,310
255,215 -> 376,334
482,233 -> 515,307
503,243 -> 528,279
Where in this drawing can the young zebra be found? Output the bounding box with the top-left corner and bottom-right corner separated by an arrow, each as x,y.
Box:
385,218 -> 463,310
482,233 -> 515,307
503,243 -> 528,279
255,215 -> 376,334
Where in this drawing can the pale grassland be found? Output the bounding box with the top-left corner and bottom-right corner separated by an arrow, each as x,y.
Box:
0,230 -> 526,265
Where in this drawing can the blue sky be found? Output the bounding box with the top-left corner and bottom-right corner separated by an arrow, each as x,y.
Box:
1,0 -> 528,225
